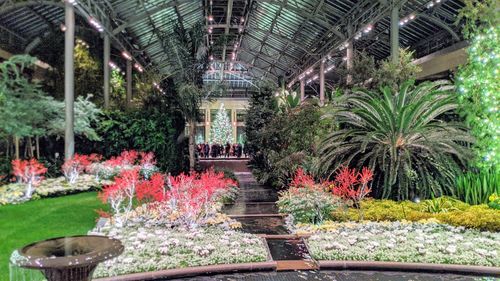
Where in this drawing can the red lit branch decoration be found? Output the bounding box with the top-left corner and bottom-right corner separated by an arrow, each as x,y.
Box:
11,159 -> 47,199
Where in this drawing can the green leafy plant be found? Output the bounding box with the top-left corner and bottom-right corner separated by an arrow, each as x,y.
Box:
374,48 -> 421,91
278,187 -> 342,224
421,197 -> 462,214
276,88 -> 300,113
456,168 -> 500,205
455,0 -> 499,169
488,193 -> 500,210
318,80 -> 474,200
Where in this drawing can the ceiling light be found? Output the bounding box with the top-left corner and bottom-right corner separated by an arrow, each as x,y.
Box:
122,51 -> 132,60
134,63 -> 143,72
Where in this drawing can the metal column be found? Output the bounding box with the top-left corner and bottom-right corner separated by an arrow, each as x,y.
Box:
346,41 -> 353,85
390,5 -> 400,63
126,59 -> 132,108
300,79 -> 305,102
64,2 -> 75,160
320,60 -> 325,105
103,34 -> 110,109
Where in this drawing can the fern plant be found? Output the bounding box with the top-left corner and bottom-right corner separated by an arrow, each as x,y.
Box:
317,80 -> 474,200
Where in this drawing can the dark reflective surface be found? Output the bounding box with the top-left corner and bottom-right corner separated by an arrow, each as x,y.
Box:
237,217 -> 288,235
267,239 -> 310,260
14,235 -> 123,281
172,270 -> 494,281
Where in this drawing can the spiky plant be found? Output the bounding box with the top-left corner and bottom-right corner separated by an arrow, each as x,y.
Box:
317,80 -> 474,200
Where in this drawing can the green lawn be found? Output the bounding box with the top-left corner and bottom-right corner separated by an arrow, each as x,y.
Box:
0,192 -> 106,279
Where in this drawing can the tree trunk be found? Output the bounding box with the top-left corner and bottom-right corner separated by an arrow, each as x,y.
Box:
188,120 -> 196,171
27,136 -> 33,158
6,137 -> 10,158
14,136 -> 20,159
35,136 -> 40,159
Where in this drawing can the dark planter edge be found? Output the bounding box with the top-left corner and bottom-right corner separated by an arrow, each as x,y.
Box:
93,261 -> 277,281
318,260 -> 500,277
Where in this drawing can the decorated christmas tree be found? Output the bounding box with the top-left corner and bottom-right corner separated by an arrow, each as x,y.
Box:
210,103 -> 233,144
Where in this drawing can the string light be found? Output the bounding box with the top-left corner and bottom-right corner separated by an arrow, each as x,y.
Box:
456,26 -> 500,168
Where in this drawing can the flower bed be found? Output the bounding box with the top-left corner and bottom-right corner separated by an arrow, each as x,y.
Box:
0,175 -> 104,205
306,221 -> 500,267
330,198 -> 500,232
91,225 -> 268,278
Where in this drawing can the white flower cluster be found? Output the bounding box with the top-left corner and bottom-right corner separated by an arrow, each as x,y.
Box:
91,225 -> 268,278
0,175 -> 107,205
307,221 -> 500,267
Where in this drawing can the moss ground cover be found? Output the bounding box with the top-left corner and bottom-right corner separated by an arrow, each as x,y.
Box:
0,192 -> 105,279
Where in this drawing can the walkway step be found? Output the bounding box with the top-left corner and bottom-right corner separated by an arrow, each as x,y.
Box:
223,202 -> 279,215
266,239 -> 312,261
276,260 -> 319,271
238,216 -> 288,235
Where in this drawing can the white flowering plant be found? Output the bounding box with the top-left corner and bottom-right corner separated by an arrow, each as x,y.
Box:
91,225 -> 268,278
307,221 -> 500,267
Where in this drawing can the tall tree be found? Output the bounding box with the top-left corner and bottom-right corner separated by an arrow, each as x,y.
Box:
161,21 -> 209,170
210,103 -> 232,144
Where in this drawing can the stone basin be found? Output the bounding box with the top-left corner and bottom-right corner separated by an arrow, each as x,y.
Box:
12,235 -> 123,281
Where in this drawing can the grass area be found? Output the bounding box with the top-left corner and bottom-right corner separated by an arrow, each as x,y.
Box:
0,192 -> 106,279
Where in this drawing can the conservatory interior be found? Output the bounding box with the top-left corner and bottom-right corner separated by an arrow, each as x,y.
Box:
0,0 -> 498,280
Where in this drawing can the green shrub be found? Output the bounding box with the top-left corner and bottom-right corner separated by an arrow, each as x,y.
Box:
488,193 -> 500,210
85,110 -> 186,174
318,80 -> 473,200
421,197 -> 469,213
278,187 -> 343,224
331,198 -> 500,231
456,168 -> 500,205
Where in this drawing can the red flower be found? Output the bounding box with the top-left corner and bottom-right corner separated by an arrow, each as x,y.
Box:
331,166 -> 373,208
290,168 -> 315,189
136,172 -> 166,203
11,158 -> 47,185
11,158 -> 47,198
62,154 -> 92,183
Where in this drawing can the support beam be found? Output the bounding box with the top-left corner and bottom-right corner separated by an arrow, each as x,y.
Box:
319,59 -> 325,105
221,0 -> 233,63
64,2 -> 75,160
390,5 -> 399,64
418,14 -> 460,42
300,79 -> 305,102
126,59 -> 132,108
346,41 -> 353,85
112,0 -> 194,35
103,34 -> 110,109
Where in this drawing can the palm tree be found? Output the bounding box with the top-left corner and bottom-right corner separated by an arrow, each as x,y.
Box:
161,22 -> 209,170
317,80 -> 474,200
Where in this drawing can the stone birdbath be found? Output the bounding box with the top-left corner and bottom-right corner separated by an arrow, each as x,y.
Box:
11,235 -> 123,281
